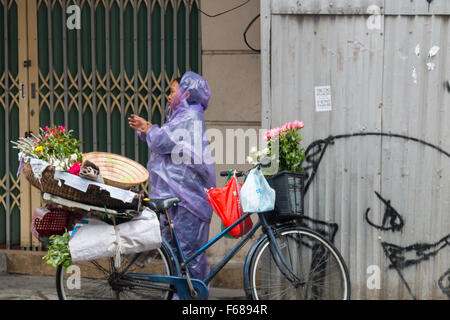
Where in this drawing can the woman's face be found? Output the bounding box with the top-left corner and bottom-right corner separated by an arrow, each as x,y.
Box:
168,81 -> 180,105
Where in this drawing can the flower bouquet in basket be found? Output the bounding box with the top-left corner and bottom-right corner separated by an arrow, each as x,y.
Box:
12,125 -> 83,173
12,125 -> 141,210
248,120 -> 307,219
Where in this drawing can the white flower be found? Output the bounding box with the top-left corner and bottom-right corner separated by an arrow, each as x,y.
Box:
246,156 -> 254,164
262,147 -> 269,155
250,146 -> 258,154
70,154 -> 78,162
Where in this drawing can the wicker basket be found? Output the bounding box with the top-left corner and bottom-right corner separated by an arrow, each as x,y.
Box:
82,152 -> 149,190
22,161 -> 140,210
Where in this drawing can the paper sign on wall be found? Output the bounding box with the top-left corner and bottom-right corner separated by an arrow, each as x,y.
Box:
315,86 -> 332,112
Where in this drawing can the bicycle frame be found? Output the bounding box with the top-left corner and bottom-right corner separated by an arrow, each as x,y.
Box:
123,209 -> 304,299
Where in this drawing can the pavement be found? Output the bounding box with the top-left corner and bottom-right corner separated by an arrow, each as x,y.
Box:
0,272 -> 247,300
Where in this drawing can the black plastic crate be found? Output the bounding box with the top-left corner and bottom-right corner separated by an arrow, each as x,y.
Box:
266,171 -> 307,221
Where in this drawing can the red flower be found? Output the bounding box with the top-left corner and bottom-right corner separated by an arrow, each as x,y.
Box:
68,161 -> 82,176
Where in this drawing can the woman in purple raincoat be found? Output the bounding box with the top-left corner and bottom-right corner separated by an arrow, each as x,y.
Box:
128,72 -> 216,288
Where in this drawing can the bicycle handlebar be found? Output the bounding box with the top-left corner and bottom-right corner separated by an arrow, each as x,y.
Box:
219,171 -> 244,177
219,157 -> 273,178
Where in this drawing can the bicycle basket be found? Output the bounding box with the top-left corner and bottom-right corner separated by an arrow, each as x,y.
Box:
266,171 -> 307,221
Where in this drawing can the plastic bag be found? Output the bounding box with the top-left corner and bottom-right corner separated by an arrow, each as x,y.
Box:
240,168 -> 276,213
206,174 -> 253,238
69,208 -> 162,263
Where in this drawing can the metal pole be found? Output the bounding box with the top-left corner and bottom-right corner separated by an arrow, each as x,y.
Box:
133,0 -> 139,159
185,0 -> 190,71
4,0 -> 10,249
147,0 -> 152,162
76,0 -> 83,152
197,0 -> 201,74
63,0 -> 69,128
173,0 -> 177,80
48,0 -> 55,126
91,0 -> 98,151
120,0 -> 125,155
160,0 -> 165,124
106,0 -> 111,152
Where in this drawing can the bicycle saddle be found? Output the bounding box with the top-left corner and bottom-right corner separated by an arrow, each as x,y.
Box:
144,197 -> 180,212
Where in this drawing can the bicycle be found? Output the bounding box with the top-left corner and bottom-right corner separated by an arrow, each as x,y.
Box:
55,160 -> 351,300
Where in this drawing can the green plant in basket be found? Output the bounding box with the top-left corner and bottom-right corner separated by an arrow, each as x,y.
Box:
12,125 -> 82,171
248,120 -> 306,173
42,232 -> 72,269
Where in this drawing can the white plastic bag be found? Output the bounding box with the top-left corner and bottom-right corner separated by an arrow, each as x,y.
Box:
69,208 -> 162,263
240,168 -> 275,213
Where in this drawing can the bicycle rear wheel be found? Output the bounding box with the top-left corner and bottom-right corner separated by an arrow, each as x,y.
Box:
248,226 -> 350,300
56,243 -> 175,300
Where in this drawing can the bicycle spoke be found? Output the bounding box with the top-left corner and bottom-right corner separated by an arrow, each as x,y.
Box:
88,261 -> 111,277
58,247 -> 174,300
249,228 -> 349,300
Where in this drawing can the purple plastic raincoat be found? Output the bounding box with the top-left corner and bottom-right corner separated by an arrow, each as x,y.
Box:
138,71 -> 216,283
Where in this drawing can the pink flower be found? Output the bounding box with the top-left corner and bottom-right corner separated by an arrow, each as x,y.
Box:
272,127 -> 281,137
293,120 -> 304,129
58,126 -> 66,132
45,134 -> 49,138
51,129 -> 56,134
68,161 -> 82,176
44,126 -> 50,132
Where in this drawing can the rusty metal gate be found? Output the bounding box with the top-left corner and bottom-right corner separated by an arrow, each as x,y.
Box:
0,0 -> 201,250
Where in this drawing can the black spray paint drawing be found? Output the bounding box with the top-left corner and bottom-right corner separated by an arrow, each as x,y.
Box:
382,235 -> 450,299
299,132 -> 450,299
445,81 -> 450,93
438,268 -> 450,299
365,191 -> 404,232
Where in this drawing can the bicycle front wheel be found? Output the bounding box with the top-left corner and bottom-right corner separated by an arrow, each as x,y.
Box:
248,227 -> 350,300
56,244 -> 174,300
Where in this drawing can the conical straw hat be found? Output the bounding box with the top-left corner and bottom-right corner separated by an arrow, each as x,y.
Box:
82,152 -> 149,190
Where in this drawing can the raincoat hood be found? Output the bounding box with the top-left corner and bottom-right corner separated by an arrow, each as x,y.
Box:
138,71 -> 216,223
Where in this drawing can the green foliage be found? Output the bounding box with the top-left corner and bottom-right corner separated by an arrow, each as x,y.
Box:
269,129 -> 306,173
265,121 -> 306,173
11,125 -> 82,170
42,232 -> 72,270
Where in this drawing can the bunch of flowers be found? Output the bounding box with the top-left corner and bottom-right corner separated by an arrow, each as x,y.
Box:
12,125 -> 83,172
247,120 -> 306,173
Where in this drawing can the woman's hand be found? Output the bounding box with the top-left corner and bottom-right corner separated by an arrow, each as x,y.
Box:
128,114 -> 153,134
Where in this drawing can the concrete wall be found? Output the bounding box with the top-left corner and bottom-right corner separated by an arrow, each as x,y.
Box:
201,0 -> 262,288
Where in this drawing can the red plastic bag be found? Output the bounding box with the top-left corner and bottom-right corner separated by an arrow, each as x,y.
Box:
206,175 -> 253,238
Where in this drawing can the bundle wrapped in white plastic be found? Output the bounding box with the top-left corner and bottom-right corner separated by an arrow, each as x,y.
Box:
68,208 -> 161,265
